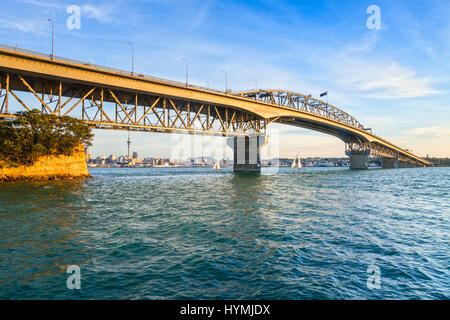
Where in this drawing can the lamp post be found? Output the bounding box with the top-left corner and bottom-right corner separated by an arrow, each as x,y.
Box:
180,58 -> 188,86
220,70 -> 227,93
252,80 -> 259,100
125,42 -> 134,75
253,79 -> 258,91
46,19 -> 54,60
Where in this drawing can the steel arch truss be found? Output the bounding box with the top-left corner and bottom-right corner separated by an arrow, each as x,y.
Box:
234,89 -> 364,129
345,136 -> 412,162
0,72 -> 263,136
345,136 -> 369,153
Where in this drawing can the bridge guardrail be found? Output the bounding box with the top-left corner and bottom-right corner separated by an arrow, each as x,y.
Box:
0,44 -> 226,94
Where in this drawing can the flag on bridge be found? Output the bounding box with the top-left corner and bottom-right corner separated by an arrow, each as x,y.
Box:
320,91 -> 328,97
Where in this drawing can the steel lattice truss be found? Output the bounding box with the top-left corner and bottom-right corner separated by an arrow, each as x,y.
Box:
236,90 -> 420,163
234,90 -> 364,129
0,72 -> 263,136
345,136 -> 414,162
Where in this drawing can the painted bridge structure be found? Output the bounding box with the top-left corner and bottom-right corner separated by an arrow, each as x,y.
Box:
0,44 -> 432,171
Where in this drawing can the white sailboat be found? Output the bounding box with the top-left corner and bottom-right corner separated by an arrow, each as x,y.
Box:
291,153 -> 302,170
214,160 -> 221,171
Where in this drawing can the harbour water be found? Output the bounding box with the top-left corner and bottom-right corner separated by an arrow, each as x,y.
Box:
0,167 -> 448,299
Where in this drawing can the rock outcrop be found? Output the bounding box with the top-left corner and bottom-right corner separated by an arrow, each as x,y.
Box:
0,145 -> 91,182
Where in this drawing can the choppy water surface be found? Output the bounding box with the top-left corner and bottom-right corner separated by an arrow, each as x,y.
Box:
0,167 -> 448,299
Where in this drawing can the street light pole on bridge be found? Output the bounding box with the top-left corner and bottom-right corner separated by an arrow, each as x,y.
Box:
252,79 -> 258,100
180,58 -> 188,87
46,19 -> 54,60
220,70 -> 228,93
125,42 -> 134,76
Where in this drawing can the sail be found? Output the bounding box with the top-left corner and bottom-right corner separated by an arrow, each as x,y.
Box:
291,158 -> 296,168
214,160 -> 221,170
297,155 -> 302,168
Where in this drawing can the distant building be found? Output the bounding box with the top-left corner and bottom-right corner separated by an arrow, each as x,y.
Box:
85,149 -> 91,162
133,152 -> 138,159
107,154 -> 117,163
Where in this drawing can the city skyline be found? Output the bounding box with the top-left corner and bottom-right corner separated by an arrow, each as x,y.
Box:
1,0 -> 449,157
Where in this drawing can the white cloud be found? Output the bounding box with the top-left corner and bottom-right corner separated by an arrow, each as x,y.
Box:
338,60 -> 439,99
82,4 -> 117,23
404,126 -> 450,137
0,18 -> 44,33
21,0 -> 61,8
290,35 -> 442,100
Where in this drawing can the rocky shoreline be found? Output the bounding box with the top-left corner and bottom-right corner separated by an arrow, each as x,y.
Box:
0,173 -> 92,182
0,145 -> 90,183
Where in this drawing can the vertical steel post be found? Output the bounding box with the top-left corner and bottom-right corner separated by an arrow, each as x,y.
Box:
58,81 -> 62,116
5,73 -> 9,113
100,88 -> 103,122
135,93 -> 138,123
163,98 -> 166,127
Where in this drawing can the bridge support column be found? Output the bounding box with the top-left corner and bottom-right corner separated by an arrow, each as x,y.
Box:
348,151 -> 369,169
398,160 -> 410,168
382,157 -> 398,169
227,135 -> 266,173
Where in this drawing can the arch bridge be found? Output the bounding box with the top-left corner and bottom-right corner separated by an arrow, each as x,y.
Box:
0,44 -> 431,171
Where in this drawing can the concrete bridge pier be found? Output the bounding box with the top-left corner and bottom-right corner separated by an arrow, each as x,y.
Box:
227,135 -> 266,172
398,160 -> 410,168
410,161 -> 421,167
382,157 -> 398,169
348,151 -> 369,169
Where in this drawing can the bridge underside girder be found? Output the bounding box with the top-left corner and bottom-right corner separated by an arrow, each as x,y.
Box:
0,71 -> 263,136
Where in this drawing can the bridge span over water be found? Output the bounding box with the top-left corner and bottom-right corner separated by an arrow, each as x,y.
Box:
0,44 -> 432,171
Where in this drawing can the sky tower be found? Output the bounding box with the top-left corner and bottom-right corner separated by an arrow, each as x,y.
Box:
127,131 -> 131,159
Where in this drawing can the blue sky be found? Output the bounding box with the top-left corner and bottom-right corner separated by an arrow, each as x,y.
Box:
1,0 -> 449,158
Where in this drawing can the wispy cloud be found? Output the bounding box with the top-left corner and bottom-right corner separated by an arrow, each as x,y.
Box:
404,126 -> 450,137
81,3 -> 117,23
310,36 -> 442,100
0,18 -> 45,33
21,0 -> 62,8
340,60 -> 439,99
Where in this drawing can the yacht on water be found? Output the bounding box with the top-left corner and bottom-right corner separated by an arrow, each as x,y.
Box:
291,154 -> 302,170
214,160 -> 221,171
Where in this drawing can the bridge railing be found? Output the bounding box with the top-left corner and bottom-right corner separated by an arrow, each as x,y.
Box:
0,44 -> 226,94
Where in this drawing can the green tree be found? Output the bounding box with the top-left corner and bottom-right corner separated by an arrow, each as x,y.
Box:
0,110 -> 93,167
